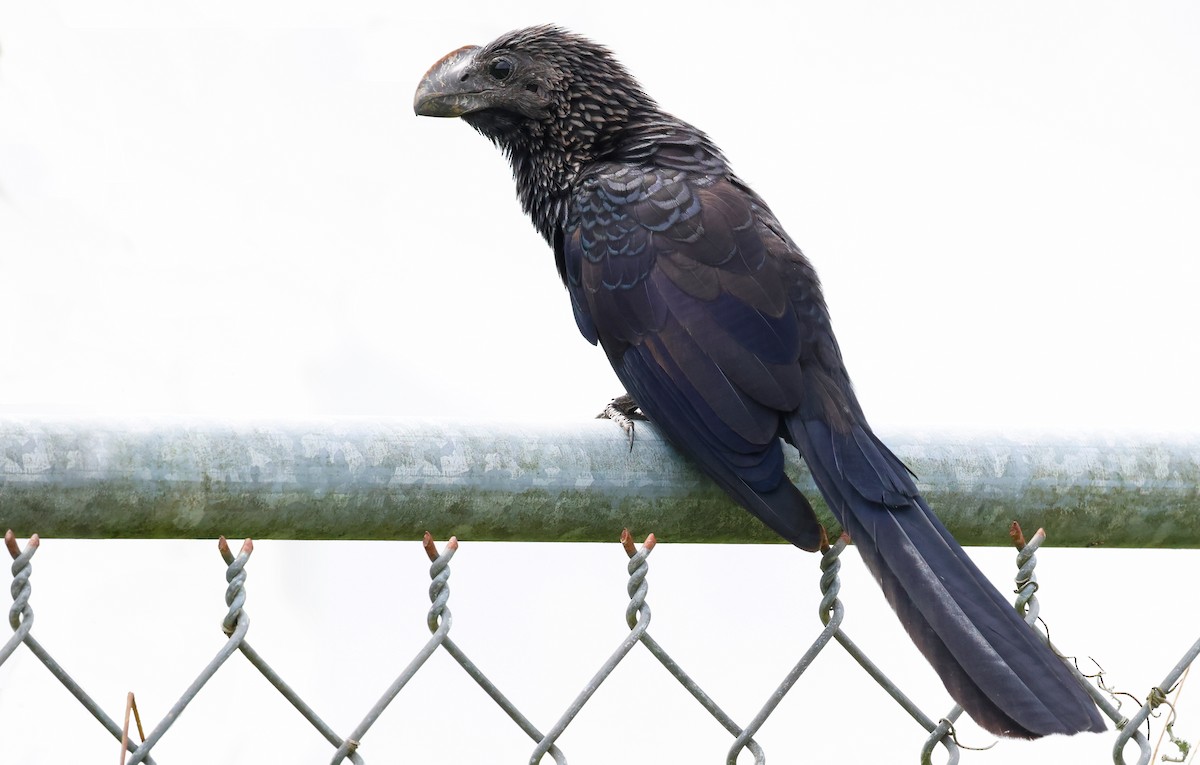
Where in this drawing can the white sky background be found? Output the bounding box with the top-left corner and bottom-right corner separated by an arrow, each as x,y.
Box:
0,1 -> 1198,763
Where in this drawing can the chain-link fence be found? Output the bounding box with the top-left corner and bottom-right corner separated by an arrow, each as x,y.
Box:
2,421 -> 1199,763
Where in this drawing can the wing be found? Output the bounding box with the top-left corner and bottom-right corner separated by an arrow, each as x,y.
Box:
558,158 -> 1104,739
560,162 -> 826,549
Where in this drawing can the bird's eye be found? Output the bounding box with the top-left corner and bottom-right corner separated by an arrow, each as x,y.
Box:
488,58 -> 514,81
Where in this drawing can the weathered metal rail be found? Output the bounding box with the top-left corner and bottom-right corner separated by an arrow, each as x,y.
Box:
1,419 -> 1197,546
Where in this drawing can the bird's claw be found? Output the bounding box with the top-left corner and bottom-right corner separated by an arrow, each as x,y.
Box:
596,393 -> 645,451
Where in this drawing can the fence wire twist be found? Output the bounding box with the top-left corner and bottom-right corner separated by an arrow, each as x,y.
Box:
3,527 -> 1198,763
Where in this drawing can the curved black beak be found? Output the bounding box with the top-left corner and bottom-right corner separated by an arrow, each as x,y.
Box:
413,45 -> 485,117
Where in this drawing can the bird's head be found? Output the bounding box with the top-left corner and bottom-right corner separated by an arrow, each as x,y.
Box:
414,25 -> 652,150
414,26 -> 671,244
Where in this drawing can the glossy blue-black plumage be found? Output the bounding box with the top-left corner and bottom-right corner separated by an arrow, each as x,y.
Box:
416,25 -> 1105,739
563,159 -> 1104,738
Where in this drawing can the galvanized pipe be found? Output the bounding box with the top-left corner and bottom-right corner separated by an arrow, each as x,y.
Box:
0,419 -> 1197,546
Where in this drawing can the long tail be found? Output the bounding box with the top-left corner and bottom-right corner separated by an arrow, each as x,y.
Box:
786,416 -> 1105,738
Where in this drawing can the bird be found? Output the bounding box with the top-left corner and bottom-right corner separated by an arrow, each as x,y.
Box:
413,24 -> 1105,739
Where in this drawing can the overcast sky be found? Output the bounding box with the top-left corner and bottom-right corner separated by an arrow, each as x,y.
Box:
1,2 -> 1198,763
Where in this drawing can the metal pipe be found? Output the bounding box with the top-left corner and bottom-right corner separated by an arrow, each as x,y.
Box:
1,419 -> 1197,546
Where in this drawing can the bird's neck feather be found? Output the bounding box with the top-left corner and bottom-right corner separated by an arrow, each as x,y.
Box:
495,107 -> 720,246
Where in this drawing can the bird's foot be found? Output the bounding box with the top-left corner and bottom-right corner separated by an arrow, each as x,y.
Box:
596,393 -> 645,451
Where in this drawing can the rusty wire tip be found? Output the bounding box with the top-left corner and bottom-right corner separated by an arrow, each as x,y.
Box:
817,525 -> 831,553
446,536 -> 459,551
423,533 -> 439,562
643,533 -> 657,551
4,530 -> 19,558
620,529 -> 635,557
217,536 -> 230,555
241,538 -> 254,555
1009,521 -> 1027,550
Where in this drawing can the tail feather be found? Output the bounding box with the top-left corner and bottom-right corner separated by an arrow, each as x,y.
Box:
788,416 -> 1105,738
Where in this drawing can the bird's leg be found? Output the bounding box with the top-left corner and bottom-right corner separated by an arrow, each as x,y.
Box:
596,392 -> 646,451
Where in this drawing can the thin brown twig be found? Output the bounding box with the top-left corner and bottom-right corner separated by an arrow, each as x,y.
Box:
119,692 -> 145,765
1152,663 -> 1194,763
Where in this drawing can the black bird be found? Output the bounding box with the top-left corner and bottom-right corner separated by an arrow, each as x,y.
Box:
414,25 -> 1104,739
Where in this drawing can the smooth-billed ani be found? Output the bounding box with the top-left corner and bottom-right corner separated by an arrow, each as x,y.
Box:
414,25 -> 1104,739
